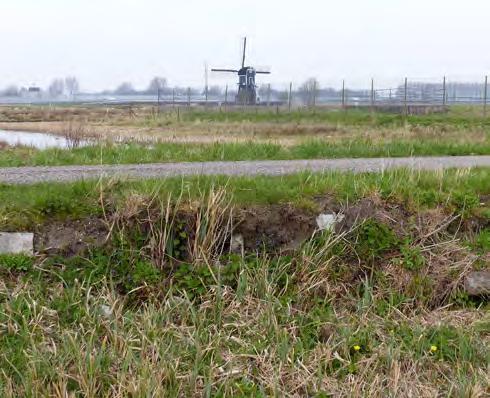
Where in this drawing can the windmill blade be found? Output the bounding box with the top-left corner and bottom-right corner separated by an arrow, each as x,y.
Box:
211,68 -> 238,73
241,37 -> 247,68
256,71 -> 271,74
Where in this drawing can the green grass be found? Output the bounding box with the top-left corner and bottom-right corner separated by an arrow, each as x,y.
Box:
1,138 -> 489,167
0,165 -> 488,396
1,168 -> 489,229
178,106 -> 490,128
0,242 -> 487,396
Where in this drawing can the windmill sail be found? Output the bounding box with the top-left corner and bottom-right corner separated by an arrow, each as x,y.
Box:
241,37 -> 247,68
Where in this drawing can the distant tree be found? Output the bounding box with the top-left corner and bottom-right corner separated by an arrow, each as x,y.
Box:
258,84 -> 285,102
257,84 -> 270,98
207,85 -> 222,97
65,76 -> 80,97
172,86 -> 200,97
299,78 -> 319,106
277,89 -> 289,102
147,77 -> 167,94
114,82 -> 136,95
2,85 -> 19,97
48,78 -> 65,97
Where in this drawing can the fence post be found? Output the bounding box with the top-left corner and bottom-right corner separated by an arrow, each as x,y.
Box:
224,84 -> 228,111
312,80 -> 317,109
370,78 -> 375,112
484,75 -> 488,117
157,87 -> 161,114
288,82 -> 292,112
404,77 -> 408,116
267,83 -> 271,108
442,76 -> 447,106
341,80 -> 345,109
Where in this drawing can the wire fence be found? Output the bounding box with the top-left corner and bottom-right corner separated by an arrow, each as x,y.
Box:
1,75 -> 488,115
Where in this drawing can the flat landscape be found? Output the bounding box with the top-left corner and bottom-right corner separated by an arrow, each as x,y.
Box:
0,105 -> 489,397
0,105 -> 489,166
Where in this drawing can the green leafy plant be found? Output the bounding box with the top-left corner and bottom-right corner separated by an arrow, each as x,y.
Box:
172,261 -> 240,300
396,241 -> 426,271
355,219 -> 399,260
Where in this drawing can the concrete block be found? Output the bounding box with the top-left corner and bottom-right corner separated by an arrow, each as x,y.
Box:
316,213 -> 345,232
0,233 -> 34,255
465,271 -> 490,296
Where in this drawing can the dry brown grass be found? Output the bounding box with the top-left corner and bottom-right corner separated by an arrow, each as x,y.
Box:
1,105 -> 488,147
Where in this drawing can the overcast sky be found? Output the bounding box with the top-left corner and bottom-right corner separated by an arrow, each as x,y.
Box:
1,0 -> 490,91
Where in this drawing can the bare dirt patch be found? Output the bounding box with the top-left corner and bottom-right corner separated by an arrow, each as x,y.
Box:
35,217 -> 108,256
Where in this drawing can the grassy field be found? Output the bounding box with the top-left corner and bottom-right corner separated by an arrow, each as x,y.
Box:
0,168 -> 489,396
0,106 -> 489,166
2,104 -> 489,128
176,106 -> 490,127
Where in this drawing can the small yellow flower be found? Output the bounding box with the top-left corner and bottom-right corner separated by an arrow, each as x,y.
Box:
353,345 -> 361,351
430,345 -> 438,353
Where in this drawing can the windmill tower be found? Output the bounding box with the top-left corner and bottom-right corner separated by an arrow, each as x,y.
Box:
211,38 -> 271,105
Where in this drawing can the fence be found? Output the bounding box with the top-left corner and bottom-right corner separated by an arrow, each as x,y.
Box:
259,76 -> 489,111
1,75 -> 488,116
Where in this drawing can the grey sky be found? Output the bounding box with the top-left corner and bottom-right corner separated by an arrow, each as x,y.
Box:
1,0 -> 490,91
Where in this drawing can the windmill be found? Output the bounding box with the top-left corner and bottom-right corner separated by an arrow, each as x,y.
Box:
211,38 -> 271,105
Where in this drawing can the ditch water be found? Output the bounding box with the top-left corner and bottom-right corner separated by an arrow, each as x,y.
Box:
0,130 -> 89,149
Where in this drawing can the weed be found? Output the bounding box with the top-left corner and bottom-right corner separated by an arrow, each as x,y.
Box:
172,261 -> 240,300
354,219 -> 399,260
396,241 -> 426,271
472,228 -> 490,254
451,191 -> 481,216
130,260 -> 162,287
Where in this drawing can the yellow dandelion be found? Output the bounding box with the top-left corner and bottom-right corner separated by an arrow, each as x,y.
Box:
430,345 -> 438,353
353,345 -> 361,351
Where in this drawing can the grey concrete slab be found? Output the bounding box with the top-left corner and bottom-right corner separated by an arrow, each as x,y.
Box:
0,232 -> 34,255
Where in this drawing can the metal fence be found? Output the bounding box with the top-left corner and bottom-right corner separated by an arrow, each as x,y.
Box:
1,75 -> 488,115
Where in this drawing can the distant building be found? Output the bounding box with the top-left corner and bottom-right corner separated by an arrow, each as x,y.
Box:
20,86 -> 42,99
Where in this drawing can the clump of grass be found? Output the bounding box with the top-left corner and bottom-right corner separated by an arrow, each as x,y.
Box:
0,254 -> 33,272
